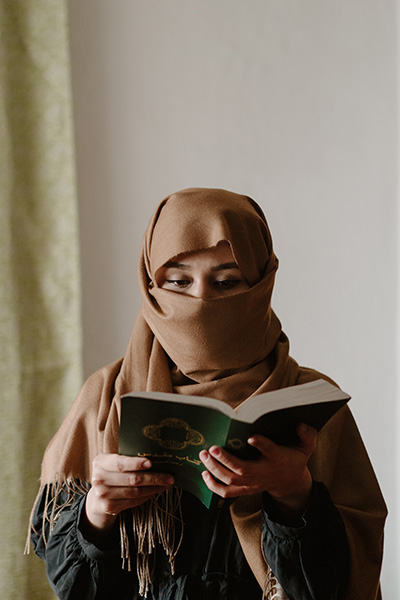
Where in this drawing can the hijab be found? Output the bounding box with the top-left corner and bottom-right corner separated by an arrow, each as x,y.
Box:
121,187 -> 301,404
28,188 -> 386,600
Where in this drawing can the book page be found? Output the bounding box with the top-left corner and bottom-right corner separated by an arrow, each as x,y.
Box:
236,379 -> 350,423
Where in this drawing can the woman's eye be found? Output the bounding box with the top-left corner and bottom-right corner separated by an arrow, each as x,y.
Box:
166,279 -> 191,288
214,279 -> 241,289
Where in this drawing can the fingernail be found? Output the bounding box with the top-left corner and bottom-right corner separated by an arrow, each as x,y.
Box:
143,460 -> 152,468
209,446 -> 220,457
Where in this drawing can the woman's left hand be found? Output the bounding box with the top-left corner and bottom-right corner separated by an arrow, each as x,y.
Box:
199,422 -> 317,518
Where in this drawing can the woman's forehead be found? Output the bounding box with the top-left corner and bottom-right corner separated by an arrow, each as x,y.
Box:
146,188 -> 275,285
162,241 -> 236,267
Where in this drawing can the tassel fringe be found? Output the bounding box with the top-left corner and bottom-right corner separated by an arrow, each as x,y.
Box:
26,480 -> 183,598
262,564 -> 288,600
25,477 -> 90,554
120,487 -> 184,597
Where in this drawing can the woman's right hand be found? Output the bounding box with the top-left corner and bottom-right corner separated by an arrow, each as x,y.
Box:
82,454 -> 174,542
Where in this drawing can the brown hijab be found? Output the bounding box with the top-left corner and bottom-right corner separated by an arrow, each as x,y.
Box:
122,187 -> 302,403
30,188 -> 386,600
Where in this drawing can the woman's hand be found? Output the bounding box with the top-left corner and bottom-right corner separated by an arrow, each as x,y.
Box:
199,423 -> 317,519
82,454 -> 174,542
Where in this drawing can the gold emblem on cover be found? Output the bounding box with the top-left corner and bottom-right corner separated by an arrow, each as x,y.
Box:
226,438 -> 246,450
142,417 -> 205,450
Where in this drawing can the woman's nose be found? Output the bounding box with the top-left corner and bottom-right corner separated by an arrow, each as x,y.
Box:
190,279 -> 216,299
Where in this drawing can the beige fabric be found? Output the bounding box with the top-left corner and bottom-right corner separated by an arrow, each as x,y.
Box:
32,189 -> 386,599
1,2 -> 82,599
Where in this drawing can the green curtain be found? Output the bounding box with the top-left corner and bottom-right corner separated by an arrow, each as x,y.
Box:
0,2 -> 82,598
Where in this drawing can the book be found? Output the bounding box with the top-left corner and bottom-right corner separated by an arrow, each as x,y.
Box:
118,379 -> 350,508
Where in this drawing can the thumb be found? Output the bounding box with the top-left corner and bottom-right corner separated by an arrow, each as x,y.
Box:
296,422 -> 318,454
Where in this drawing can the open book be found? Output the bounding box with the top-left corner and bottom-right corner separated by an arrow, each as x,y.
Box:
119,379 -> 350,508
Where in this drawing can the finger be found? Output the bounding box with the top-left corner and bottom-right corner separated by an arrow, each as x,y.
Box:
247,434 -> 277,456
296,423 -> 318,454
248,428 -> 317,456
94,482 -> 173,502
201,471 -> 250,499
206,446 -> 249,474
94,489 -> 167,515
93,453 -> 153,474
92,469 -> 175,488
199,449 -> 247,485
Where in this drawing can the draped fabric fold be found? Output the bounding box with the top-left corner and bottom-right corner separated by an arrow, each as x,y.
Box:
0,2 -> 82,598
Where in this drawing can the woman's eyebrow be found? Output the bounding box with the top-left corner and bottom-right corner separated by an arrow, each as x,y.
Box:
211,262 -> 240,271
163,261 -> 187,269
162,261 -> 240,271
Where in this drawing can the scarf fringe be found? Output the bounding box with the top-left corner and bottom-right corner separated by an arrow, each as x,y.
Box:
26,480 -> 183,599
262,565 -> 288,600
25,477 -> 91,554
120,487 -> 184,597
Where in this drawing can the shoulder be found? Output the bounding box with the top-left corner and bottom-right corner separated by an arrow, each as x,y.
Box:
296,366 -> 339,388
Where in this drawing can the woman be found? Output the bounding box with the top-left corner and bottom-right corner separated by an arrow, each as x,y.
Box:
28,188 -> 386,599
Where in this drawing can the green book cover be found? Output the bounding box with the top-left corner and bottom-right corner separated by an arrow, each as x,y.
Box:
119,379 -> 350,508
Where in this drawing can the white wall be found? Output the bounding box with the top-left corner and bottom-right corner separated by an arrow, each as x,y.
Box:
68,1 -> 398,596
